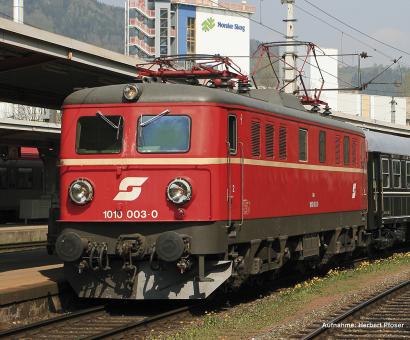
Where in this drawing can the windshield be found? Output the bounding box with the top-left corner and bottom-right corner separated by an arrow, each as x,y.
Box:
138,115 -> 190,153
76,116 -> 123,154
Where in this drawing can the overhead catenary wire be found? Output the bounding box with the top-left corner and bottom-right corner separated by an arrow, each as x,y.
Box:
302,0 -> 410,58
294,3 -> 396,62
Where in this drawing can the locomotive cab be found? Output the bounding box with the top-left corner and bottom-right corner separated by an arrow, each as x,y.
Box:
52,83 -> 236,299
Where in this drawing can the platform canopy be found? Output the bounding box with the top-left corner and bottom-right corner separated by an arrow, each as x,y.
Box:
0,18 -> 142,109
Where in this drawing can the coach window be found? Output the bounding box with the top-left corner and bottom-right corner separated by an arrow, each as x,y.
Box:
138,115 -> 190,153
319,131 -> 326,163
406,161 -> 410,188
76,115 -> 123,154
0,167 -> 7,189
299,128 -> 308,162
343,136 -> 350,165
228,115 -> 237,155
16,168 -> 33,189
393,159 -> 401,188
382,158 -> 390,188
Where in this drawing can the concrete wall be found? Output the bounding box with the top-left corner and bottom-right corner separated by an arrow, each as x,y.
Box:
335,93 -> 408,126
309,48 -> 339,111
337,92 -> 361,117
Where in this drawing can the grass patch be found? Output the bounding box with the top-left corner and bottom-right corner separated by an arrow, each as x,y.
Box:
155,252 -> 410,340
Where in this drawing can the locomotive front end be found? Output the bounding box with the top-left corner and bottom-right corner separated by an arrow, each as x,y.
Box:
51,84 -> 232,299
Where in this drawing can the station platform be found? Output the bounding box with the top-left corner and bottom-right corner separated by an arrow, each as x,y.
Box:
0,263 -> 64,306
0,224 -> 47,249
0,249 -> 64,306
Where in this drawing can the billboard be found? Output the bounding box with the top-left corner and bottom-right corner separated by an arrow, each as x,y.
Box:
196,8 -> 250,75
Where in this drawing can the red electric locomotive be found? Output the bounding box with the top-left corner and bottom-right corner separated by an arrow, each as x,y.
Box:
48,77 -> 369,299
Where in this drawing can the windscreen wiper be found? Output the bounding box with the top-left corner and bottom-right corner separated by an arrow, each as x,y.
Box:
96,111 -> 122,140
140,109 -> 170,127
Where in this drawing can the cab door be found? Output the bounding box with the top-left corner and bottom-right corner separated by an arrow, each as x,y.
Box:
227,113 -> 242,225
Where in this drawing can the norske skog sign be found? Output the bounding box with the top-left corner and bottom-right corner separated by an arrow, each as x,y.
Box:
202,17 -> 246,33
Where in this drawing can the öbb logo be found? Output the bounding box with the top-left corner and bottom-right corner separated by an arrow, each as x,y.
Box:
113,177 -> 148,201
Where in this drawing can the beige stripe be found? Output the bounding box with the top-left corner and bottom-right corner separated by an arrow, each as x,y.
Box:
60,158 -> 226,166
60,157 -> 366,173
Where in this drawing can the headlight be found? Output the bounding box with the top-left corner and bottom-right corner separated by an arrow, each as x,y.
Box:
167,178 -> 192,205
123,84 -> 140,101
69,179 -> 94,205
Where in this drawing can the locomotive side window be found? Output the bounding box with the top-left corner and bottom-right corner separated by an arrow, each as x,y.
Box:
0,167 -> 7,189
382,158 -> 390,188
228,115 -> 237,155
343,136 -> 350,165
392,160 -> 401,188
265,124 -> 274,159
319,131 -> 326,163
251,121 -> 261,157
298,128 -> 308,162
279,126 -> 287,160
138,115 -> 190,153
335,135 -> 341,165
76,115 -> 123,154
406,161 -> 410,188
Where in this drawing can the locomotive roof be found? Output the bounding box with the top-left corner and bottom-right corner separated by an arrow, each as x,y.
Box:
365,130 -> 410,157
63,83 -> 364,135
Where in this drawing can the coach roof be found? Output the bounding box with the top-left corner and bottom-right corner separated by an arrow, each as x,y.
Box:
63,83 -> 364,135
365,130 -> 410,157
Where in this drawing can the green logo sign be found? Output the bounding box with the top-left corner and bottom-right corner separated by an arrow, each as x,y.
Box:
202,17 -> 215,32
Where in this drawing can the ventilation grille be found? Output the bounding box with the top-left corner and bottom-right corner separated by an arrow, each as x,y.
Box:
251,121 -> 261,157
279,126 -> 287,160
335,135 -> 340,165
265,124 -> 274,158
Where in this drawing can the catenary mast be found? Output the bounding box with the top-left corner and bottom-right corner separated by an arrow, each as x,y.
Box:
281,0 -> 297,94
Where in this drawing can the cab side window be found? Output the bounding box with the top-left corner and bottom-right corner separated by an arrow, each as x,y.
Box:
228,115 -> 237,155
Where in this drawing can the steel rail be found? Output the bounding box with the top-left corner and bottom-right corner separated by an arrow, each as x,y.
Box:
0,305 -> 105,337
302,279 -> 410,339
84,305 -> 192,339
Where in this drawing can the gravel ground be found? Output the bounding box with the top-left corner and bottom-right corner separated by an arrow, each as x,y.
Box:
255,266 -> 410,339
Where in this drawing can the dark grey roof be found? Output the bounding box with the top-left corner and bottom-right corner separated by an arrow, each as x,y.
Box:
364,130 -> 410,157
63,83 -> 364,135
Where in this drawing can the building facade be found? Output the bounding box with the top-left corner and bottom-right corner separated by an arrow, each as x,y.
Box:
126,0 -> 254,74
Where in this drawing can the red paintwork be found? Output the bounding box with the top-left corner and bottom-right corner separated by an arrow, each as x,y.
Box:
59,101 -> 367,223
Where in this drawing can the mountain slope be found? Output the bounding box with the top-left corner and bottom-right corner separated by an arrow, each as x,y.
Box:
0,0 -> 124,53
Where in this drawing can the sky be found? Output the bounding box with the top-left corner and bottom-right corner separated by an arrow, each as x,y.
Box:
249,0 -> 410,66
100,0 -> 410,66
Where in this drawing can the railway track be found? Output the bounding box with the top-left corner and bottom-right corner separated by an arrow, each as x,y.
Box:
0,304 -> 191,339
0,241 -> 46,253
302,279 -> 410,339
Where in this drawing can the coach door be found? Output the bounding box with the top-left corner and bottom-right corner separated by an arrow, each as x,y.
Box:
227,114 -> 243,226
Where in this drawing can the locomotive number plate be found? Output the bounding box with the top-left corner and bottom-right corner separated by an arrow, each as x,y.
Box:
102,209 -> 159,219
